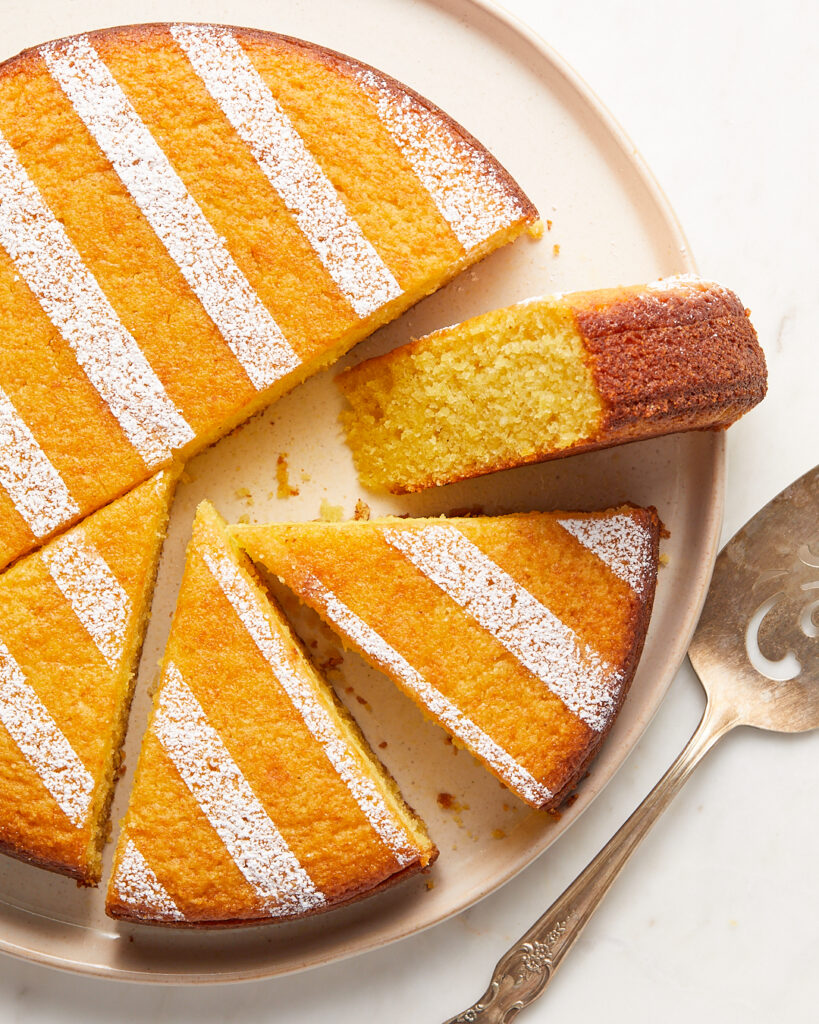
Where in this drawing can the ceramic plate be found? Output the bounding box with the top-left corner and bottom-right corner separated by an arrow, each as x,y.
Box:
0,0 -> 723,981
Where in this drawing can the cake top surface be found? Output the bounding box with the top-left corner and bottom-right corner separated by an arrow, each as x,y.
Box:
0,22 -> 536,573
0,469 -> 177,879
108,501 -> 432,924
231,507 -> 660,808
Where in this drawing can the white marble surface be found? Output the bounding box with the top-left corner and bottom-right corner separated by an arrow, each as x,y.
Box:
0,0 -> 816,1021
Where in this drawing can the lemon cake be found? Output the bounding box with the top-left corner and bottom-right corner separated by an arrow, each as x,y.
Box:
338,276 -> 767,492
231,507 -> 660,810
107,503 -> 436,926
0,468 -> 179,883
0,23 -> 538,571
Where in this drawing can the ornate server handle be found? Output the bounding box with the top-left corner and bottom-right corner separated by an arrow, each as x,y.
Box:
443,700 -> 738,1023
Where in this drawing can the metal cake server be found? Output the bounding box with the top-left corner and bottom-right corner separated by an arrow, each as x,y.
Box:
445,464 -> 819,1023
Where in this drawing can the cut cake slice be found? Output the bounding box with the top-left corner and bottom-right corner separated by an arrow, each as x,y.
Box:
0,23 -> 538,571
107,502 -> 436,926
231,508 -> 660,810
0,468 -> 179,883
337,275 -> 767,492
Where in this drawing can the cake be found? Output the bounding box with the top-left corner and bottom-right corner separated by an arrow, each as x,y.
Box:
0,468 -> 178,883
230,507 -> 660,810
107,502 -> 436,926
337,275 -> 767,492
0,22 -> 538,571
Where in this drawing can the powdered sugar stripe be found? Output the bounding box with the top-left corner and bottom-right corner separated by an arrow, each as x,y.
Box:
0,131 -> 194,468
355,67 -> 525,251
154,662 -> 325,916
0,386 -> 79,539
202,547 -> 416,865
113,839 -> 184,921
0,639 -> 93,827
43,36 -> 300,391
300,571 -> 552,806
41,530 -> 130,670
558,515 -> 654,596
384,525 -> 620,731
172,25 -> 402,319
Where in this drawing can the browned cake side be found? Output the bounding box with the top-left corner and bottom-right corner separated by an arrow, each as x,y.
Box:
568,278 -> 766,445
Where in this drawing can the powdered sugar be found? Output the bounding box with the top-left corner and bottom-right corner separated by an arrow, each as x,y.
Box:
645,274 -> 724,295
113,839 -> 183,921
202,546 -> 417,866
0,386 -> 79,539
0,129 -> 194,468
172,25 -> 402,320
153,662 -> 325,917
0,638 -> 93,827
301,571 -> 552,807
43,36 -> 300,392
41,529 -> 131,670
384,525 -> 621,732
558,514 -> 654,596
356,67 -> 526,251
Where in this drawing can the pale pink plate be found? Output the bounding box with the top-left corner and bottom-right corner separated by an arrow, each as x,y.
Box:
0,0 -> 722,982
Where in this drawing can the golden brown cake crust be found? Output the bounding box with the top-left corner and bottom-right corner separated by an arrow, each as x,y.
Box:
1,22 -> 537,227
570,280 -> 767,439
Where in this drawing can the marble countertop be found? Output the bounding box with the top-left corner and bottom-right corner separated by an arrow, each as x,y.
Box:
0,1 -> 815,1021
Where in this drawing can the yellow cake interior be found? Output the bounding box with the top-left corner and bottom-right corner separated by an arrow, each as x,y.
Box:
338,299 -> 604,492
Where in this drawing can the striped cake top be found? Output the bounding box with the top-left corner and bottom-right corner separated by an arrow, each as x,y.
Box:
110,505 -> 428,922
230,510 -> 659,808
0,24 -> 534,571
0,472 -> 176,863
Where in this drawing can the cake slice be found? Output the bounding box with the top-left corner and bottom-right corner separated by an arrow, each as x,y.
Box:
106,503 -> 436,926
0,468 -> 179,883
231,508 -> 660,810
337,275 -> 767,492
0,23 -> 538,571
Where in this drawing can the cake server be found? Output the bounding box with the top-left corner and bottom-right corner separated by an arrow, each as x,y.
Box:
445,463 -> 819,1023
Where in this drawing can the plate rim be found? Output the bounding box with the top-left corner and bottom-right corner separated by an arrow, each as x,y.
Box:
0,0 -> 724,984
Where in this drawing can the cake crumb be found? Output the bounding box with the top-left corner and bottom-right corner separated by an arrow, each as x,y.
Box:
318,654 -> 343,674
378,741 -> 387,749
528,219 -> 545,239
237,513 -> 250,525
491,828 -> 506,840
235,486 -> 252,503
354,498 -> 371,521
319,499 -> 344,522
300,470 -> 312,484
276,454 -> 299,499
659,552 -> 670,566
425,879 -> 435,891
546,219 -> 553,231
437,792 -> 455,810
552,243 -> 561,256
355,694 -> 371,710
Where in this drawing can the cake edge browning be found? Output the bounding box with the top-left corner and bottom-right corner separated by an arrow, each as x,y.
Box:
571,276 -> 767,442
